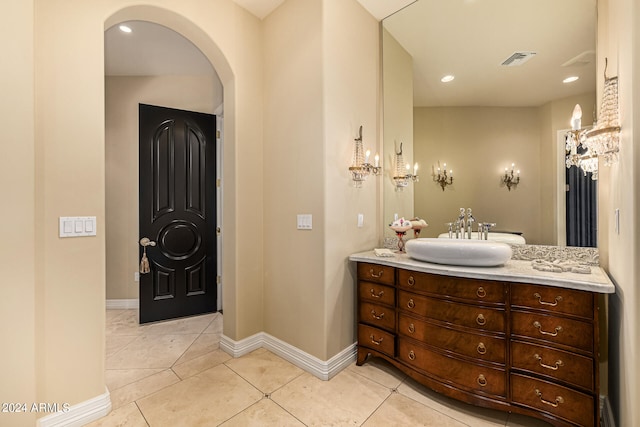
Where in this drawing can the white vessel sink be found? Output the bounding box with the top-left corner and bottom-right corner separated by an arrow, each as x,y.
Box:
437,232 -> 526,245
406,238 -> 512,267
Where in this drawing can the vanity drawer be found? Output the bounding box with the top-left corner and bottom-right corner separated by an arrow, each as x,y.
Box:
358,324 -> 395,358
398,313 -> 505,364
511,311 -> 594,353
511,373 -> 595,427
359,302 -> 395,332
398,269 -> 506,304
398,338 -> 506,397
511,340 -> 594,391
358,263 -> 395,286
358,281 -> 395,307
398,291 -> 505,333
511,284 -> 594,319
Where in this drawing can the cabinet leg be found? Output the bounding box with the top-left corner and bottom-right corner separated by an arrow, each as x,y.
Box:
356,347 -> 369,366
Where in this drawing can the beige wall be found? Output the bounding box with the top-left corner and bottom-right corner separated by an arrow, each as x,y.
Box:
0,1 -> 37,426
598,0 -> 640,425
382,29 -> 414,236
414,106 -> 543,243
262,0 -> 379,359
105,75 -> 220,300
412,94 -> 596,246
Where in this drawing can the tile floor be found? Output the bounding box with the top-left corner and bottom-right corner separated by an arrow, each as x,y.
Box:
89,310 -> 553,426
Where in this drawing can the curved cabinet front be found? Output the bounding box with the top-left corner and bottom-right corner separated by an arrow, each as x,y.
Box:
355,262 -> 600,427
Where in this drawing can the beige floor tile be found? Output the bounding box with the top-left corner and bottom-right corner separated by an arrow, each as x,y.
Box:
346,358 -> 406,389
105,310 -> 150,336
105,368 -> 167,391
397,377 -> 508,427
172,349 -> 232,380
106,334 -> 199,369
173,332 -> 221,365
363,392 -> 469,427
219,398 -> 306,426
106,309 -> 128,322
84,402 -> 149,427
225,348 -> 304,394
105,334 -> 139,359
109,369 -> 180,410
142,313 -> 217,335
271,369 -> 391,426
507,412 -> 554,426
202,313 -> 223,334
137,364 -> 263,427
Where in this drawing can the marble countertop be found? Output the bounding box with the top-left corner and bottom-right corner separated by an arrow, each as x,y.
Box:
350,251 -> 615,294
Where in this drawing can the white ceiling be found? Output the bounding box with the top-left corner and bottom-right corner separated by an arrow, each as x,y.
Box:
104,0 -> 596,108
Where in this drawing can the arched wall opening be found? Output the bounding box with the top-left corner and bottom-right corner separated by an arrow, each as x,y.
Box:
104,5 -> 238,336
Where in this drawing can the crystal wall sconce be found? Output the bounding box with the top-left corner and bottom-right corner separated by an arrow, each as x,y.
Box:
392,143 -> 418,192
433,161 -> 453,191
349,125 -> 380,187
502,163 -> 520,191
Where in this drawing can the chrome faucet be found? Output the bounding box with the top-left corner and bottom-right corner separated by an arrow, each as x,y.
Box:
456,208 -> 466,238
466,208 -> 475,239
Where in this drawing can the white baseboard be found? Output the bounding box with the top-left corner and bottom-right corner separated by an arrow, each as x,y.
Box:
106,299 -> 138,309
601,395 -> 616,427
220,333 -> 356,380
37,388 -> 111,427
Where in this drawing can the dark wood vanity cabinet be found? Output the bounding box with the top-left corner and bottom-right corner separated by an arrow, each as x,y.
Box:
355,262 -> 601,427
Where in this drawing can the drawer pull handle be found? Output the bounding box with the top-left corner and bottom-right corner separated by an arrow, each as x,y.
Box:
370,289 -> 384,299
370,310 -> 385,320
369,269 -> 384,278
407,299 -> 415,309
534,354 -> 564,371
533,321 -> 563,337
533,293 -> 563,307
369,334 -> 383,345
408,323 -> 415,334
477,342 -> 487,355
476,313 -> 486,326
408,350 -> 416,361
407,276 -> 415,286
477,374 -> 487,387
535,389 -> 564,408
477,287 -> 487,298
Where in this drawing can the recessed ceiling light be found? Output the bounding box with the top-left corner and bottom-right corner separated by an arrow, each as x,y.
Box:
119,25 -> 132,33
563,76 -> 579,83
441,75 -> 455,83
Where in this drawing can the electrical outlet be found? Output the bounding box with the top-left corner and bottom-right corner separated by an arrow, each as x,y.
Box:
134,272 -> 140,282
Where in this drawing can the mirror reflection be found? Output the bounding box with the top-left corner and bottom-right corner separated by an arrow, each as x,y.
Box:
382,0 -> 597,246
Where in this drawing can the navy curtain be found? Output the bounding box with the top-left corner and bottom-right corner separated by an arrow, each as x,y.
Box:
566,158 -> 597,247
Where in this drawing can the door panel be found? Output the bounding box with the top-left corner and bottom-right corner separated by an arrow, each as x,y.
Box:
139,104 -> 216,323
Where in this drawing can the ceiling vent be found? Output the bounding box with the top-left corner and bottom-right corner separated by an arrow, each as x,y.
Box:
501,51 -> 537,67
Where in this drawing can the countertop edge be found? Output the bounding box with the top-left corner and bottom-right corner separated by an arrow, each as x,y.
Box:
350,251 -> 615,294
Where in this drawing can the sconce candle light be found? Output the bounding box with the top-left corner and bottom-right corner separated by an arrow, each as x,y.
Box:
502,163 -> 520,191
433,161 -> 453,191
393,143 -> 418,191
349,125 -> 381,187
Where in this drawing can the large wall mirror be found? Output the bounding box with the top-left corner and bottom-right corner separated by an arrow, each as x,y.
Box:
382,0 -> 597,246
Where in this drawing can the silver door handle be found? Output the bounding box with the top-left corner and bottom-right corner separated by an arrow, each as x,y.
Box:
140,237 -> 156,247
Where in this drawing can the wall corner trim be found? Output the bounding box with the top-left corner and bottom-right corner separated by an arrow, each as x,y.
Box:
220,333 -> 356,380
37,388 -> 111,427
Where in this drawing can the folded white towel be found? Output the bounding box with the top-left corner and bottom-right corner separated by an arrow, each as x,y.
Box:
374,248 -> 394,257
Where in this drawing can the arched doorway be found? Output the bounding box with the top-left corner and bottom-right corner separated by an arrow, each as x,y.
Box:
103,6 -> 234,323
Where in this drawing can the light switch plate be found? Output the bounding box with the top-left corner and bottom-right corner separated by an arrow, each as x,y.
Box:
297,214 -> 312,230
59,216 -> 97,237
357,213 -> 364,228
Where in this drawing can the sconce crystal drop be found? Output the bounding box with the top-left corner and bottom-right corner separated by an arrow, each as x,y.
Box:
349,125 -> 380,187
582,69 -> 620,166
392,143 -> 418,191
